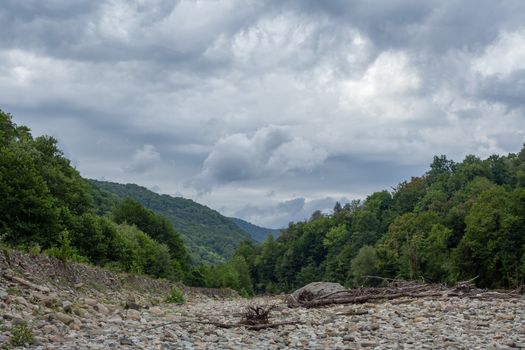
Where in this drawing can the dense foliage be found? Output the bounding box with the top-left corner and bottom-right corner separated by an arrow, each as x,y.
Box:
0,110 -> 188,281
89,180 -> 253,264
112,198 -> 190,268
186,255 -> 254,297
218,148 -> 525,293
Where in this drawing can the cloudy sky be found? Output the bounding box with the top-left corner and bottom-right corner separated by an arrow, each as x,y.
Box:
2,0 -> 524,228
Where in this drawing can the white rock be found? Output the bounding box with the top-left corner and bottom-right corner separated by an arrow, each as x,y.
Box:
149,306 -> 165,317
127,309 -> 141,321
94,303 -> 109,314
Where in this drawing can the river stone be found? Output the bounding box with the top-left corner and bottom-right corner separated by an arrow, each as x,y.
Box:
41,295 -> 59,308
83,298 -> 97,306
62,300 -> 73,313
287,282 -> 349,307
14,296 -> 28,305
54,312 -> 75,325
127,309 -> 141,321
120,337 -> 134,346
94,303 -> 109,314
149,306 -> 165,317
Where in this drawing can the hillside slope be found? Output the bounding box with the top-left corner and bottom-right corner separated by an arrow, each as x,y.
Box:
88,180 -> 252,264
229,217 -> 282,242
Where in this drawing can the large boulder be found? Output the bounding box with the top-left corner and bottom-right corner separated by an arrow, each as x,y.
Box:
286,282 -> 349,307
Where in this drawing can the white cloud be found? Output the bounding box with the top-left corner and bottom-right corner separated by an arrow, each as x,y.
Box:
339,51 -> 421,116
472,29 -> 525,77
194,126 -> 327,189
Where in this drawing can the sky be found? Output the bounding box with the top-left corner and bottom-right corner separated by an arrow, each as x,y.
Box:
1,0 -> 525,228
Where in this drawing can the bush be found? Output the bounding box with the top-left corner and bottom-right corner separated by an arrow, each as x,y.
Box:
110,224 -> 184,280
195,256 -> 254,296
10,321 -> 33,346
184,268 -> 207,287
44,230 -> 88,263
165,286 -> 185,304
28,244 -> 41,255
349,245 -> 380,286
70,214 -> 117,265
112,198 -> 190,267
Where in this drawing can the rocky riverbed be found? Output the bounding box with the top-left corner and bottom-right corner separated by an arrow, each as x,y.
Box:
1,250 -> 525,349
2,285 -> 525,349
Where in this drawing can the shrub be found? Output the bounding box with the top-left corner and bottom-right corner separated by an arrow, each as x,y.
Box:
44,230 -> 88,263
28,244 -> 41,255
349,245 -> 380,286
165,286 -> 185,304
10,321 -> 33,346
110,224 -> 183,280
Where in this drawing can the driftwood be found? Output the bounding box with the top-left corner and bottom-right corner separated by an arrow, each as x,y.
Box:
288,277 -> 524,308
241,305 -> 275,325
143,304 -> 302,332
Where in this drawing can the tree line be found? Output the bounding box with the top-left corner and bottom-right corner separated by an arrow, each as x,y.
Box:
206,145 -> 525,294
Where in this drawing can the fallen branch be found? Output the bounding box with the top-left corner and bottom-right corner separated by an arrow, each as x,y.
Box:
245,321 -> 303,330
143,303 -> 300,332
142,319 -> 303,332
304,291 -> 445,308
335,309 -> 368,316
291,277 -> 522,309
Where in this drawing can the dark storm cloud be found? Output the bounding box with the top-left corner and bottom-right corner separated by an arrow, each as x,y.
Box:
1,0 -> 524,227
293,0 -> 525,51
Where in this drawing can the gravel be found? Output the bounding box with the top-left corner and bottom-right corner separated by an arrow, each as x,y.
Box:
3,289 -> 525,349
1,264 -> 524,349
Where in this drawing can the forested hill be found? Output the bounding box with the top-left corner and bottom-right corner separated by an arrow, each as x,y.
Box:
223,146 -> 525,294
0,110 -> 190,282
88,180 -> 252,264
229,217 -> 282,242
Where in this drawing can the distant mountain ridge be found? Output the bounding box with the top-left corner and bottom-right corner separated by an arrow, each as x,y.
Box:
88,180 -> 253,265
229,217 -> 282,242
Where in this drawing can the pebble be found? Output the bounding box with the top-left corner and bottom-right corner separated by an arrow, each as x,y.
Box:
14,296 -> 28,305
149,306 -> 165,316
83,298 -> 97,306
41,295 -> 58,308
62,300 -> 73,313
54,312 -> 75,325
120,337 -> 134,346
94,303 -> 109,314
127,309 -> 141,321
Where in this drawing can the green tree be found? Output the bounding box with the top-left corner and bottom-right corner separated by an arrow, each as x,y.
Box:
418,224 -> 453,282
70,214 -> 117,264
349,245 -> 379,286
112,198 -> 190,267
0,144 -> 61,247
454,187 -> 524,287
110,224 -> 183,280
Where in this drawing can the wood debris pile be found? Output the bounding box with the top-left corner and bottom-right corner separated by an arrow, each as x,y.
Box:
286,279 -> 524,308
